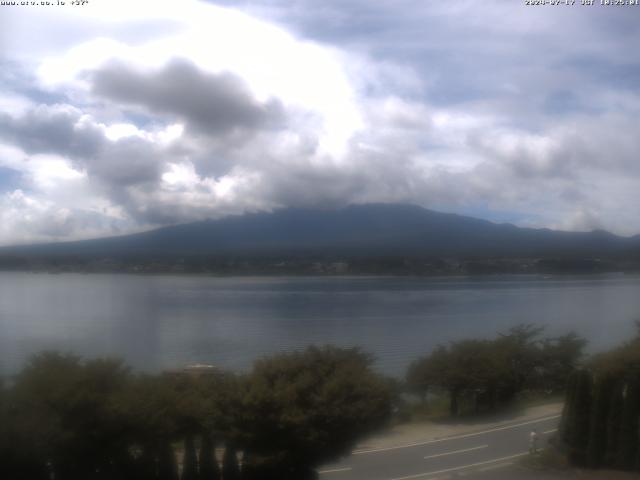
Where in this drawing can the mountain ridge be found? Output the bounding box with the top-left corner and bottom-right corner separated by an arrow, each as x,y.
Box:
1,203 -> 638,259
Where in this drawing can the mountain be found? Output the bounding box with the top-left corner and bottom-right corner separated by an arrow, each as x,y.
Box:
2,204 -> 639,259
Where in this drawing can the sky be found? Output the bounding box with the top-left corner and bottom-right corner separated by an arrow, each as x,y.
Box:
0,0 -> 639,245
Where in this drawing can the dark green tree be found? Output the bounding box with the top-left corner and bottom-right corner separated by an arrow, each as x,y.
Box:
616,375 -> 640,470
539,332 -> 586,393
604,380 -> 624,467
10,352 -> 133,480
0,377 -> 49,480
158,441 -> 179,480
222,445 -> 240,480
408,345 -> 462,415
238,451 -> 265,480
135,446 -> 158,480
559,371 -> 577,444
182,435 -> 199,480
586,373 -> 615,468
587,326 -> 640,470
406,358 -> 431,404
495,324 -> 545,400
409,339 -> 513,416
408,325 -> 582,417
564,369 -> 592,466
198,434 -> 220,480
235,346 -> 392,476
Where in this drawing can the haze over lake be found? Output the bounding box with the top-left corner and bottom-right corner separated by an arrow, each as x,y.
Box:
1,272 -> 639,377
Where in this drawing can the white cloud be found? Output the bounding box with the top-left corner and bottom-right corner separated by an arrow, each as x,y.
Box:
29,1 -> 363,160
0,0 -> 640,244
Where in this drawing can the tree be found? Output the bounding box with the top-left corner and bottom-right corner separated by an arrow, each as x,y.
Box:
407,325 -> 586,418
438,340 -> 501,415
408,345 -> 463,415
234,346 -> 392,477
222,445 -> 240,480
591,328 -> 640,380
559,371 -> 577,444
198,433 -> 220,480
604,380 -> 624,467
495,324 -> 545,400
117,374 -> 181,474
586,373 -> 615,468
406,359 -> 430,404
616,375 -> 640,470
406,345 -> 449,408
182,435 -> 198,480
158,441 -> 179,480
539,332 -> 586,393
10,352 -> 133,480
408,336 -> 528,416
0,377 -> 49,480
563,369 -> 592,466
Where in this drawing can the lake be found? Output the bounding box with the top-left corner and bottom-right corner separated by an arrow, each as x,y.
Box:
1,272 -> 639,377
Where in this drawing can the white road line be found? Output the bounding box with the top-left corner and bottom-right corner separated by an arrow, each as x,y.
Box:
318,467 -> 353,475
423,445 -> 488,460
542,428 -> 557,434
389,451 -> 529,480
353,414 -> 560,455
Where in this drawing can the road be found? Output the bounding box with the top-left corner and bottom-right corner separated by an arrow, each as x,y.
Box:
318,414 -> 560,480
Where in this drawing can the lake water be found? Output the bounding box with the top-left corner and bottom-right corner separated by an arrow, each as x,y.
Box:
1,272 -> 639,377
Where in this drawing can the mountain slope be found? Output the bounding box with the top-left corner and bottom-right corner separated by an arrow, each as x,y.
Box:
2,204 -> 639,258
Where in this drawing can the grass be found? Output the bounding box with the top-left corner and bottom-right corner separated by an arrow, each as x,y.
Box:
395,390 -> 564,426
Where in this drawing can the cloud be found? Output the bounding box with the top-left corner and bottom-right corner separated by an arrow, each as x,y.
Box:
0,0 -> 640,244
0,104 -> 166,186
0,104 -> 102,159
0,188 -> 129,245
91,58 -> 285,134
469,113 -> 640,181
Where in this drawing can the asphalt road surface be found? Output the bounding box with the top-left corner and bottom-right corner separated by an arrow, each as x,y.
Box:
318,414 -> 561,480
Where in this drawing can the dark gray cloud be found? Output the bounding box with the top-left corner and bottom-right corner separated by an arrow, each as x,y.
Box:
0,106 -> 102,159
86,136 -> 167,186
0,105 -> 164,186
91,58 -> 285,134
